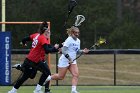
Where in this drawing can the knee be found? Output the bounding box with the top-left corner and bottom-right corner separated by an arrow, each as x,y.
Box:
58,75 -> 65,80
51,74 -> 65,80
29,70 -> 37,79
73,72 -> 79,79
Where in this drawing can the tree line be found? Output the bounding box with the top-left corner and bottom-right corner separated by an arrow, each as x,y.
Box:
0,0 -> 140,49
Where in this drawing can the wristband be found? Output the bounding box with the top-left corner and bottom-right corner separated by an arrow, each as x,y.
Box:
65,54 -> 70,58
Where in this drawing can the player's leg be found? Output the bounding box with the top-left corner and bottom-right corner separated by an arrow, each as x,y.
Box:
44,81 -> 51,93
50,59 -> 70,80
44,59 -> 70,83
8,72 -> 30,93
52,67 -> 68,80
44,67 -> 68,93
69,64 -> 79,93
8,59 -> 32,93
44,59 -> 70,93
34,61 -> 51,93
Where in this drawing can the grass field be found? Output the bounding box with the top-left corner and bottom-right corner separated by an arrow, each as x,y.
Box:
11,54 -> 140,85
2,53 -> 140,92
1,86 -> 140,93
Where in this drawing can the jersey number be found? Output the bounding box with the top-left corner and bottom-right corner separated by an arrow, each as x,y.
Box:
32,39 -> 38,48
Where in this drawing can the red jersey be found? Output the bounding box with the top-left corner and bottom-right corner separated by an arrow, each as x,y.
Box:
27,33 -> 49,63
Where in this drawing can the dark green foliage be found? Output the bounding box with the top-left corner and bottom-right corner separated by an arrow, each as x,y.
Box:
1,0 -> 140,49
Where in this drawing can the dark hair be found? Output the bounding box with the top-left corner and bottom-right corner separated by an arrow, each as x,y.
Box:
38,21 -> 48,34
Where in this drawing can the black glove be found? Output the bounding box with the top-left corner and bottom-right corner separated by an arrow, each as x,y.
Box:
59,43 -> 63,48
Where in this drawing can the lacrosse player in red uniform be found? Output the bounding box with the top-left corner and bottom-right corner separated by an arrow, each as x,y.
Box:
8,21 -> 62,93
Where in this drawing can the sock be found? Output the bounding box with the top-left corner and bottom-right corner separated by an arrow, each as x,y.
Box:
35,84 -> 42,91
44,75 -> 52,85
72,86 -> 76,91
46,75 -> 52,81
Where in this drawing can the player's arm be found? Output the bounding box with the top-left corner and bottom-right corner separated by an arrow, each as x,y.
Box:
43,44 -> 59,53
77,49 -> 83,54
77,48 -> 89,54
48,43 -> 63,49
62,46 -> 72,62
21,36 -> 31,46
58,43 -> 63,48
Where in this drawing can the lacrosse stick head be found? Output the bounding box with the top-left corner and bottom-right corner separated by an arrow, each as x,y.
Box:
74,15 -> 85,27
68,0 -> 77,14
90,37 -> 106,49
96,37 -> 106,46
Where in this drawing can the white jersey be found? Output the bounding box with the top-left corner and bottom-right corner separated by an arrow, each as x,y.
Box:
58,36 -> 80,67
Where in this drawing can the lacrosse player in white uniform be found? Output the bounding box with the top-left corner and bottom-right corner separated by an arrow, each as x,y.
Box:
45,26 -> 89,93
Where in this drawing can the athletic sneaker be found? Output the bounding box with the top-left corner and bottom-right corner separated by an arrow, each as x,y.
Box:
45,91 -> 52,93
12,64 -> 21,70
45,89 -> 52,93
8,90 -> 17,93
33,90 -> 43,93
71,90 -> 79,93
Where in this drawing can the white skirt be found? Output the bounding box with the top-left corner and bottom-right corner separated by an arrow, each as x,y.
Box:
57,57 -> 77,68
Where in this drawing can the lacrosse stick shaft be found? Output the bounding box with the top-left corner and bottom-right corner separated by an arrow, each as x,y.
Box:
73,52 -> 83,61
64,0 -> 77,27
89,44 -> 96,49
73,44 -> 97,61
64,14 -> 70,28
73,38 -> 106,61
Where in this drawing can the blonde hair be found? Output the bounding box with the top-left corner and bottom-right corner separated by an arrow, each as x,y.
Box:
66,26 -> 79,36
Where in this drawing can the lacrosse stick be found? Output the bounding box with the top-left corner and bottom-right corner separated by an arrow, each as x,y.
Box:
89,37 -> 106,49
74,15 -> 85,27
64,0 -> 77,28
60,0 -> 77,43
73,37 -> 106,61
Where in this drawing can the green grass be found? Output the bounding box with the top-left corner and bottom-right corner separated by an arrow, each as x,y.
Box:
11,54 -> 140,85
1,86 -> 140,93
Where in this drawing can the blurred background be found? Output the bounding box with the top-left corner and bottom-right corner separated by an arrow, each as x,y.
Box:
1,0 -> 140,49
1,0 -> 140,86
